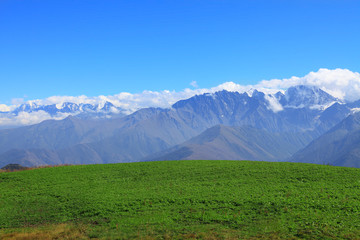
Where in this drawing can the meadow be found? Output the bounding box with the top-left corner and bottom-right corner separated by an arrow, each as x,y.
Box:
1,160 -> 360,239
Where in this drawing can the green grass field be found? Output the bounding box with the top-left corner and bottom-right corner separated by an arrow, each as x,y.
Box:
1,160 -> 360,239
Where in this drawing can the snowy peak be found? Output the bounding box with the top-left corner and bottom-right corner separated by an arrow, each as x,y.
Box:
101,101 -> 117,112
61,102 -> 80,112
11,101 -> 125,117
281,85 -> 340,109
14,102 -> 39,113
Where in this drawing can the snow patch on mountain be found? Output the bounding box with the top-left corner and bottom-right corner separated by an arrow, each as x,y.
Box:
309,101 -> 339,111
245,88 -> 255,97
351,108 -> 360,114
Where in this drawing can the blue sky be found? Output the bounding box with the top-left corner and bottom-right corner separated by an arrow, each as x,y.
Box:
1,0 -> 359,104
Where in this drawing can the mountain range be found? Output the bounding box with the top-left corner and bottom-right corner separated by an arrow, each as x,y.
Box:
1,85 -> 360,168
0,101 -> 126,125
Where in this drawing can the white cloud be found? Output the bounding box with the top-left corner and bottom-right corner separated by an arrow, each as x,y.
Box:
1,68 -> 360,127
190,81 -> 198,88
0,111 -> 72,127
255,68 -> 360,101
210,81 -> 248,93
264,95 -> 284,113
11,98 -> 25,105
0,104 -> 11,112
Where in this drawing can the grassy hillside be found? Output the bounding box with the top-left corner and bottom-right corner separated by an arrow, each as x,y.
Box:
1,161 -> 360,239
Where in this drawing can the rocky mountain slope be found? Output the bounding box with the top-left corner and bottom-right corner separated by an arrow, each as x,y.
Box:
145,125 -> 315,162
290,112 -> 360,167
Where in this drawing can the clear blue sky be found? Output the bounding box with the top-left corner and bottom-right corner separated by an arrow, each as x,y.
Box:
1,0 -> 359,104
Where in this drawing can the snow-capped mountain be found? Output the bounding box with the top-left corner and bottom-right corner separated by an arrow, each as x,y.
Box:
278,85 -> 341,109
0,100 -> 127,129
10,101 -> 125,117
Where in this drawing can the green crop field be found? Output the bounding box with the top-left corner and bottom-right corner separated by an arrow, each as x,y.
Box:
1,160 -> 360,239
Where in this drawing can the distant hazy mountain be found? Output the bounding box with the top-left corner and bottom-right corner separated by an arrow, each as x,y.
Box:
0,116 -> 130,153
1,85 -> 359,168
145,125 -> 315,162
290,112 -> 360,167
1,101 -> 126,122
0,147 -> 104,167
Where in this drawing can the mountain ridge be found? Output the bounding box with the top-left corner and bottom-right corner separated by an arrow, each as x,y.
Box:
144,124 -> 316,162
290,112 -> 360,167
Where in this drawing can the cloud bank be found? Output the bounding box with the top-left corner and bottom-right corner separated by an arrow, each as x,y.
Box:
0,111 -> 72,128
1,68 -> 359,127
256,68 -> 360,102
